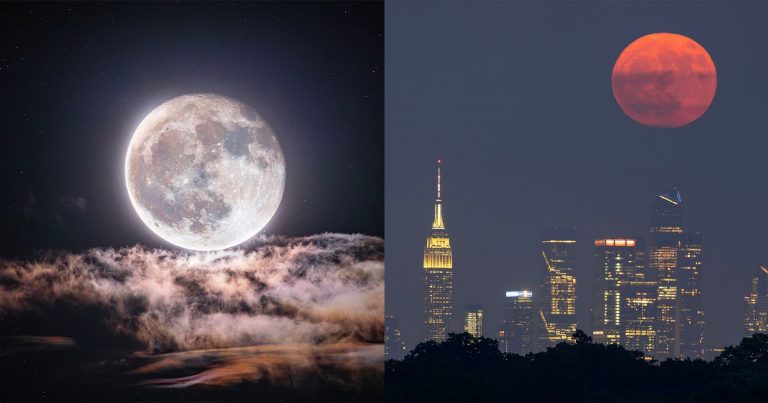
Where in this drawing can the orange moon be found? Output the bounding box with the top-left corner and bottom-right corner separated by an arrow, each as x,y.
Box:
611,33 -> 716,128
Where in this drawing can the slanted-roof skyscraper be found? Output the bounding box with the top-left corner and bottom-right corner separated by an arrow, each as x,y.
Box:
423,160 -> 453,341
538,227 -> 577,350
649,186 -> 705,359
744,266 -> 768,337
650,186 -> 683,359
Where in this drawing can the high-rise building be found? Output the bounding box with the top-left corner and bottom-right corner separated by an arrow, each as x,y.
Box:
649,186 -> 705,359
503,290 -> 533,354
744,266 -> 768,337
423,160 -> 453,341
592,237 -> 654,353
649,186 -> 683,359
678,232 -> 705,359
497,323 -> 511,354
463,305 -> 483,338
621,240 -> 657,355
385,315 -> 408,360
538,227 -> 577,350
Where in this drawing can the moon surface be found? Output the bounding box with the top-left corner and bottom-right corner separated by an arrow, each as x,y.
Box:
611,33 -> 717,128
125,93 -> 285,251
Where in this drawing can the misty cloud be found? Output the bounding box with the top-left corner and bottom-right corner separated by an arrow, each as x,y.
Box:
132,343 -> 383,388
0,335 -> 76,357
0,233 -> 384,354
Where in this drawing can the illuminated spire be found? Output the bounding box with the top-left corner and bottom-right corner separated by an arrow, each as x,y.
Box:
432,159 -> 445,229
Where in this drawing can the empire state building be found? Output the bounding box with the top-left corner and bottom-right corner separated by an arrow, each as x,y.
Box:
423,160 -> 453,341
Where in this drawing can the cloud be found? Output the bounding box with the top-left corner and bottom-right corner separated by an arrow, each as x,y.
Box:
0,335 -> 76,357
0,233 -> 384,354
132,343 -> 383,388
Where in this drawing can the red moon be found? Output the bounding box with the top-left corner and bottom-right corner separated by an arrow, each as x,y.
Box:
611,33 -> 717,128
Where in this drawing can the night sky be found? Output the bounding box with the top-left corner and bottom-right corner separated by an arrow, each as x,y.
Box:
0,2 -> 383,257
386,1 -> 768,351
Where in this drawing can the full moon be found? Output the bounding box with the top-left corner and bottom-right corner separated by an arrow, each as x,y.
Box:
611,33 -> 717,128
125,93 -> 285,251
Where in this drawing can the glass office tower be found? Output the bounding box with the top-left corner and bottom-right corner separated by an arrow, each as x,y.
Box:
503,291 -> 534,354
538,227 -> 578,350
678,232 -> 705,359
744,266 -> 768,337
592,237 -> 654,353
463,305 -> 484,338
650,187 -> 683,358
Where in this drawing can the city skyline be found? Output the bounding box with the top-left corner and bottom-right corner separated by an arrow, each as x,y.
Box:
412,160 -> 732,359
387,2 -> 768,355
394,159 -> 764,356
409,165 -> 764,359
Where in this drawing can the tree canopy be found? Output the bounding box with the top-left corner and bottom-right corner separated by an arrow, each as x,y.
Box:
386,331 -> 768,401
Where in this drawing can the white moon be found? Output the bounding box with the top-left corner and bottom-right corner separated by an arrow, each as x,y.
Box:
125,93 -> 285,251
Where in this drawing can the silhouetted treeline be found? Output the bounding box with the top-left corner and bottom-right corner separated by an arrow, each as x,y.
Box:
386,330 -> 768,401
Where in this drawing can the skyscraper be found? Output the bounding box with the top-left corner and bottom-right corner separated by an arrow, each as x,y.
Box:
423,160 -> 453,341
744,266 -> 768,337
650,186 -> 683,359
592,237 -> 654,353
649,186 -> 705,359
678,232 -> 705,359
497,324 -> 511,354
385,315 -> 408,360
503,290 -> 533,354
538,227 -> 577,350
620,238 -> 656,355
463,305 -> 483,338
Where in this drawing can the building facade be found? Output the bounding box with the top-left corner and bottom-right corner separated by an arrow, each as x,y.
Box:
677,232 -> 705,359
503,290 -> 534,354
649,187 -> 684,359
497,324 -> 510,354
423,160 -> 454,341
538,227 -> 578,350
649,187 -> 705,359
385,315 -> 408,360
463,305 -> 483,338
744,266 -> 768,337
621,242 -> 657,355
592,237 -> 655,353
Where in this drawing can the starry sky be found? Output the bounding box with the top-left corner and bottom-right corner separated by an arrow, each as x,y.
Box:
0,2 -> 383,257
386,0 -> 768,351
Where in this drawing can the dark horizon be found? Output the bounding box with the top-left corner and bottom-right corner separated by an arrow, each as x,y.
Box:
386,0 -> 768,353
